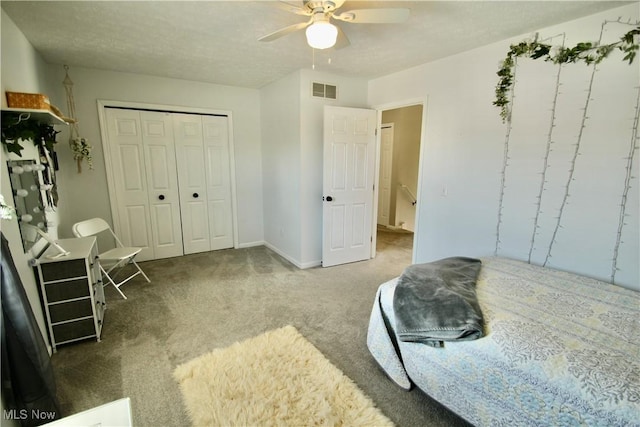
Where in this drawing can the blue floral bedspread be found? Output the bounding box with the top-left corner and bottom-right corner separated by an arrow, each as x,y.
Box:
367,257 -> 640,426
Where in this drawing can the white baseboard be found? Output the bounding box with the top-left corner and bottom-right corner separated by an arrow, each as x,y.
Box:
263,242 -> 301,268
262,242 -> 321,269
236,240 -> 265,249
299,259 -> 322,269
237,241 -> 321,269
380,224 -> 403,231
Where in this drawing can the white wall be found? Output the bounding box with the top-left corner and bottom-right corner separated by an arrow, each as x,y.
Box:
45,66 -> 264,247
0,9 -> 53,355
261,68 -> 368,268
261,70 -> 302,262
369,4 -> 639,290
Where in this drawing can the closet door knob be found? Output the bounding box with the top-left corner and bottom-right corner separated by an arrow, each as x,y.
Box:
193,193 -> 199,198
158,195 -> 165,200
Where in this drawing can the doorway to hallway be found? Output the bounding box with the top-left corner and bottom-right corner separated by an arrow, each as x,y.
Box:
375,103 -> 423,262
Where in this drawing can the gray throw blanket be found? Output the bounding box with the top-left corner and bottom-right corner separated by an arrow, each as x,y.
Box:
393,257 -> 483,347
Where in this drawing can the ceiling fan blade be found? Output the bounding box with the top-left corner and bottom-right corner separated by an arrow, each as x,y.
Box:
275,1 -> 311,16
333,25 -> 350,50
258,19 -> 311,42
329,0 -> 347,11
333,8 -> 410,24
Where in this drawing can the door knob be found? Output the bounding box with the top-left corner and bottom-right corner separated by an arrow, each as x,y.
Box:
159,194 -> 165,200
325,196 -> 333,202
193,193 -> 199,198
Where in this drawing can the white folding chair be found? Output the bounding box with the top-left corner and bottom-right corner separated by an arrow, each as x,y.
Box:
72,218 -> 150,299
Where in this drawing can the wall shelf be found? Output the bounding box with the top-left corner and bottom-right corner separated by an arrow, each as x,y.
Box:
1,108 -> 68,125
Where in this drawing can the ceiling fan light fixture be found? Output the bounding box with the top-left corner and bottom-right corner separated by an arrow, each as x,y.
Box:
305,21 -> 338,49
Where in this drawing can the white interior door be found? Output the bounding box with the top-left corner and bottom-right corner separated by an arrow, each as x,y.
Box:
140,111 -> 184,259
173,113 -> 211,255
377,124 -> 394,226
202,115 -> 234,250
322,106 -> 377,267
105,108 -> 155,260
105,108 -> 184,261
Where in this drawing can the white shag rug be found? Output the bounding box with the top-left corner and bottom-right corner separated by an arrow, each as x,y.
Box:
173,325 -> 394,426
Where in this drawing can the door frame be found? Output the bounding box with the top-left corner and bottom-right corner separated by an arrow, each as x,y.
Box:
97,99 -> 240,250
371,97 -> 428,263
377,123 -> 394,227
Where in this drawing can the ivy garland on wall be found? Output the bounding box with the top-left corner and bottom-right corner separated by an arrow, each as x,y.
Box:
1,115 -> 59,156
494,26 -> 640,122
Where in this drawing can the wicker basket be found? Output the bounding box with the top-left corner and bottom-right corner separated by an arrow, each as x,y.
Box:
6,91 -> 51,110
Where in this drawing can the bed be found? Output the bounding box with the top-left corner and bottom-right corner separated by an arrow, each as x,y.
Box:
367,257 -> 639,426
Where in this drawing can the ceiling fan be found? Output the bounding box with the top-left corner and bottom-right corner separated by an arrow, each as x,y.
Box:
258,0 -> 410,50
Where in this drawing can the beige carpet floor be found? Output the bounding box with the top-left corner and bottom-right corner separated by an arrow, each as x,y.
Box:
50,229 -> 470,427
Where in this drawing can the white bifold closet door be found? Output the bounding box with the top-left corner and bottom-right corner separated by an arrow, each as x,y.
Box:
173,113 -> 234,254
104,109 -> 183,261
104,108 -> 233,261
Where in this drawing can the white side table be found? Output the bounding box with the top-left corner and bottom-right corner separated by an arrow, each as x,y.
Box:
43,398 -> 132,426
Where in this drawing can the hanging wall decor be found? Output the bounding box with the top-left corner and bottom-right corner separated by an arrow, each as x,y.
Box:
63,65 -> 93,173
494,24 -> 639,122
493,19 -> 639,286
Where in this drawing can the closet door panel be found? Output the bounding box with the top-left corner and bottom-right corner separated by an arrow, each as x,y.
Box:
141,112 -> 184,259
209,200 -> 228,238
105,108 -> 155,260
185,146 -> 206,185
173,113 -> 211,254
120,146 -> 145,191
154,204 -> 178,246
203,116 -> 234,250
186,202 -> 208,241
126,205 -> 150,248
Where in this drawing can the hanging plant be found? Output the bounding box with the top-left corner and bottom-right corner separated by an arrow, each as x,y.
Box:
70,137 -> 93,172
1,115 -> 60,156
494,26 -> 640,122
0,194 -> 16,220
63,65 -> 93,173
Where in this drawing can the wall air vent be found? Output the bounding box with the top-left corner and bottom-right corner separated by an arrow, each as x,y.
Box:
312,82 -> 337,100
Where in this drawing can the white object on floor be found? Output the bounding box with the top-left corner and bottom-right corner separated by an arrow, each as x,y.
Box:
43,397 -> 132,426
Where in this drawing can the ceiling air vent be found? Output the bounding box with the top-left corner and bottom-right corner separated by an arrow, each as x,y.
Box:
312,82 -> 337,100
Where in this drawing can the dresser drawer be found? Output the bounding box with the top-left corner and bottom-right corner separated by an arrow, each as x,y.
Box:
49,299 -> 93,323
41,259 -> 87,281
45,279 -> 91,302
52,318 -> 96,343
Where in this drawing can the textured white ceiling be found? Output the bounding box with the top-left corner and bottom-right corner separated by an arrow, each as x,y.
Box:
1,1 -> 631,89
